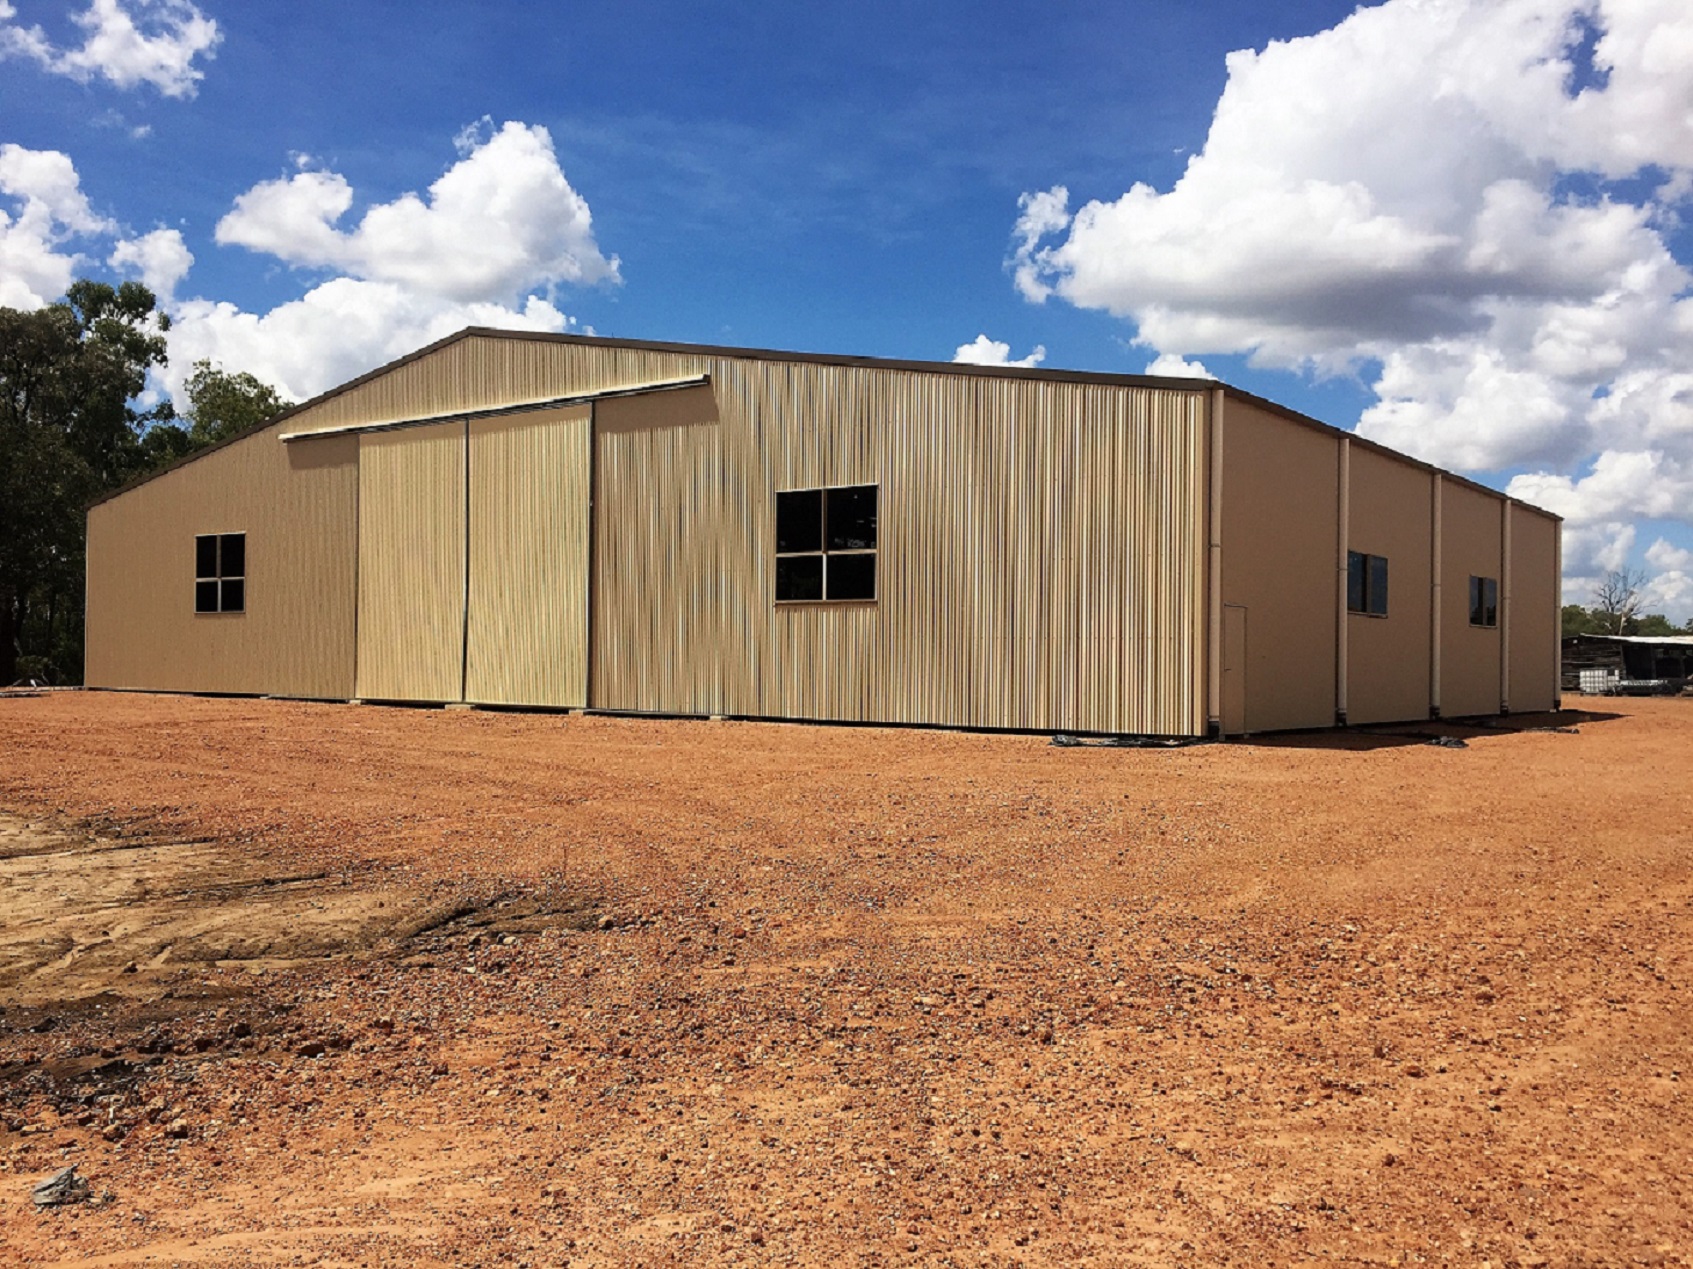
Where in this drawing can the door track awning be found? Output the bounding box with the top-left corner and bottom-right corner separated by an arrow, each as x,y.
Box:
279,374 -> 711,442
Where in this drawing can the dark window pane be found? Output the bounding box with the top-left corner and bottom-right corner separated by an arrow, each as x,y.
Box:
221,579 -> 245,613
1483,577 -> 1497,627
196,580 -> 219,613
776,490 -> 822,554
196,534 -> 218,579
1369,554 -> 1389,616
827,552 -> 876,601
1469,576 -> 1482,624
220,533 -> 245,578
826,485 -> 878,551
1347,551 -> 1366,613
775,554 -> 823,601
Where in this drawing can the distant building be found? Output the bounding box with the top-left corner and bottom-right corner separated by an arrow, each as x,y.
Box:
86,329 -> 1561,736
1563,634 -> 1693,695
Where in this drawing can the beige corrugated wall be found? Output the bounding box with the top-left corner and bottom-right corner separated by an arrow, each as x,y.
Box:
89,330 -> 1560,734
592,369 -> 1208,734
1508,509 -> 1559,712
85,423 -> 357,697
356,422 -> 466,703
465,405 -> 591,707
1219,400 -> 1341,732
1346,447 -> 1434,725
1440,481 -> 1504,717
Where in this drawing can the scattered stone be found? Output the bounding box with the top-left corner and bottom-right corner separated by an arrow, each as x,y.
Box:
32,1166 -> 90,1207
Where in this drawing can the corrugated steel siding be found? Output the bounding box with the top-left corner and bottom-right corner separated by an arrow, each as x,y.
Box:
592,363 -> 1208,734
1219,400 -> 1342,732
85,423 -> 357,697
284,335 -> 706,435
465,405 -> 591,707
1508,509 -> 1558,712
1345,448 -> 1434,725
1440,481 -> 1504,717
356,422 -> 466,702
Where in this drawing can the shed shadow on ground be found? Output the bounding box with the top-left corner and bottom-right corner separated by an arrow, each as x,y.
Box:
1235,707 -> 1628,751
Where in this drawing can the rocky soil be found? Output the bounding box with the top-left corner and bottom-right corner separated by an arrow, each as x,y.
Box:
0,692 -> 1688,1267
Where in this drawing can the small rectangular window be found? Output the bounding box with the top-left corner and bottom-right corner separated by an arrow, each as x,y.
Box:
1469,575 -> 1498,627
775,484 -> 877,603
1347,550 -> 1388,616
195,532 -> 246,614
826,484 -> 877,551
775,489 -> 823,555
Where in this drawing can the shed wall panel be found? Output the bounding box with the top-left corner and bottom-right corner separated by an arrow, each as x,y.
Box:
465,405 -> 591,707
356,422 -> 466,702
1346,448 -> 1434,725
1440,482 -> 1504,717
85,423 -> 357,698
1220,400 -> 1340,732
591,386 -> 742,715
1508,510 -> 1559,713
591,363 -> 1207,734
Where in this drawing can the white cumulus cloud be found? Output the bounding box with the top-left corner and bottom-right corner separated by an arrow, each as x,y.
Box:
953,333 -> 1046,368
1646,538 -> 1693,573
164,122 -> 616,405
0,142 -> 112,308
0,0 -> 219,98
163,281 -> 578,406
1144,352 -> 1215,379
215,121 -> 620,305
108,226 -> 190,301
1011,0 -> 1693,615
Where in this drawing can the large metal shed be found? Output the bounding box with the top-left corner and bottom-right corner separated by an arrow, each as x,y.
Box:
85,329 -> 1562,736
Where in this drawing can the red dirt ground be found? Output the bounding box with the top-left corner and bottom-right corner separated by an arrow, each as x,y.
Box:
0,691 -> 1689,1267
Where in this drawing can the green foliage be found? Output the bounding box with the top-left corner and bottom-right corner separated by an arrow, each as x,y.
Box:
126,360 -> 292,481
1561,604 -> 1605,637
1,281 -> 173,684
1563,602 -> 1692,639
1,281 -> 296,685
180,359 -> 292,447
1633,612 -> 1683,637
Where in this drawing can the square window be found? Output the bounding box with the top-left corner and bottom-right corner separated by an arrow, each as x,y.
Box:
220,578 -> 245,613
775,484 -> 879,604
827,552 -> 876,601
195,580 -> 219,613
775,554 -> 824,602
826,485 -> 877,551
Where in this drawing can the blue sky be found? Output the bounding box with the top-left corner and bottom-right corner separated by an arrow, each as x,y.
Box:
2,0 -> 1691,617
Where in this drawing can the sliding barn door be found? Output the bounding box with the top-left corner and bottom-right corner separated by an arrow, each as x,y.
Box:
356,422 -> 467,702
465,405 -> 592,707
